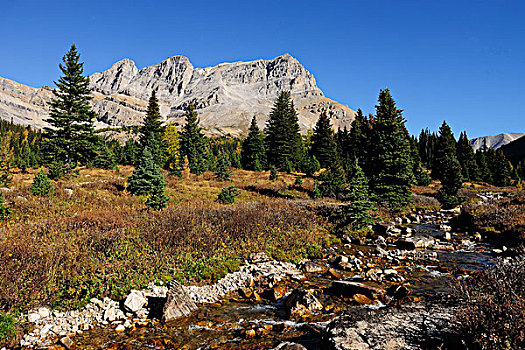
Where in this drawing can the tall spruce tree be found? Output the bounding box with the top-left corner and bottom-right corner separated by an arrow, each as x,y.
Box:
140,90 -> 164,165
368,89 -> 413,208
265,91 -> 303,170
475,149 -> 492,184
43,44 -> 97,173
434,122 -> 464,208
311,112 -> 338,168
456,131 -> 479,181
241,116 -> 267,170
345,109 -> 371,172
181,104 -> 207,174
432,121 -> 457,180
492,150 -> 511,187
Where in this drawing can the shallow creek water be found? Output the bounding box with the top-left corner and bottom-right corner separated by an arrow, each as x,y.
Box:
71,220 -> 496,350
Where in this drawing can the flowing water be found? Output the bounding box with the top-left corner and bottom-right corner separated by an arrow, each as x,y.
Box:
71,218 -> 497,350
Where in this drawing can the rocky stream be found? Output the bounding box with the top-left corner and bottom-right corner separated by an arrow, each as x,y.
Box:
14,207 -> 506,350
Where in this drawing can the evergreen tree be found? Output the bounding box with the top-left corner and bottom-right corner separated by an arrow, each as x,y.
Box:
341,160 -> 376,231
241,116 -> 267,170
122,137 -> 137,166
127,148 -> 166,196
19,142 -> 31,173
43,44 -> 97,173
145,185 -> 169,210
300,154 -> 320,177
436,155 -> 465,209
432,121 -> 457,180
93,142 -> 116,170
475,149 -> 492,184
140,90 -> 164,165
368,89 -> 413,208
492,150 -> 511,187
217,186 -> 240,204
319,164 -> 347,199
345,109 -> 371,172
214,151 -> 232,181
265,91 -> 303,169
181,104 -> 207,173
456,131 -> 479,181
311,112 -> 338,168
434,122 -> 465,208
30,169 -> 54,196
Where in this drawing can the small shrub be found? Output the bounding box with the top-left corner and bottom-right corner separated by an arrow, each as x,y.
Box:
0,311 -> 17,345
294,175 -> 303,186
269,165 -> 278,181
30,170 -> 54,196
217,186 -> 240,204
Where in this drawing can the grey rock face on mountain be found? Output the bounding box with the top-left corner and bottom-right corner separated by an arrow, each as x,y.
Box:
0,54 -> 356,136
470,133 -> 525,151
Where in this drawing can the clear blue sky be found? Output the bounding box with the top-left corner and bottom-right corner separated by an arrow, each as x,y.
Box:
1,0 -> 523,138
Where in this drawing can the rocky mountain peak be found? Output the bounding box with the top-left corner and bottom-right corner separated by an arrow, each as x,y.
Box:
1,54 -> 355,136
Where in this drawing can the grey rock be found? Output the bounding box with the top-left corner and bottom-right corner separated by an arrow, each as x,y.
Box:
284,289 -> 323,318
59,336 -> 74,349
323,303 -> 454,350
273,342 -> 308,350
162,281 -> 198,321
123,291 -> 147,313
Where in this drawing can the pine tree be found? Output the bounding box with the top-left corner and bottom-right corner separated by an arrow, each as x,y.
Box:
341,160 -> 376,231
43,44 -> 97,173
301,154 -> 320,177
140,90 -> 164,165
93,142 -> 116,170
122,137 -> 137,166
311,180 -> 321,199
456,131 -> 479,181
475,149 -> 492,184
319,164 -> 347,199
492,150 -> 511,187
432,121 -> 457,180
127,148 -> 166,196
145,185 -> 169,210
311,112 -> 338,168
241,116 -> 267,170
436,156 -> 465,209
214,151 -> 232,181
368,89 -> 413,208
265,91 -> 303,169
345,109 -> 371,172
181,104 -> 207,173
30,169 -> 54,196
434,122 -> 465,208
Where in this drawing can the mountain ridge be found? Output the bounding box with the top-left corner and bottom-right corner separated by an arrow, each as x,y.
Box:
470,133 -> 525,151
0,54 -> 355,136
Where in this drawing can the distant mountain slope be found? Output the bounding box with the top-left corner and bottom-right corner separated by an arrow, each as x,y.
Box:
0,54 -> 356,136
470,133 -> 525,151
501,134 -> 525,161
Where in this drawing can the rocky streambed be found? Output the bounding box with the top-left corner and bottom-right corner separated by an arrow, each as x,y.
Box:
14,208 -> 505,350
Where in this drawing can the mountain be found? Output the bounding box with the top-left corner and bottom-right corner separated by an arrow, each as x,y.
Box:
501,135 -> 525,161
0,54 -> 355,136
469,133 -> 525,151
